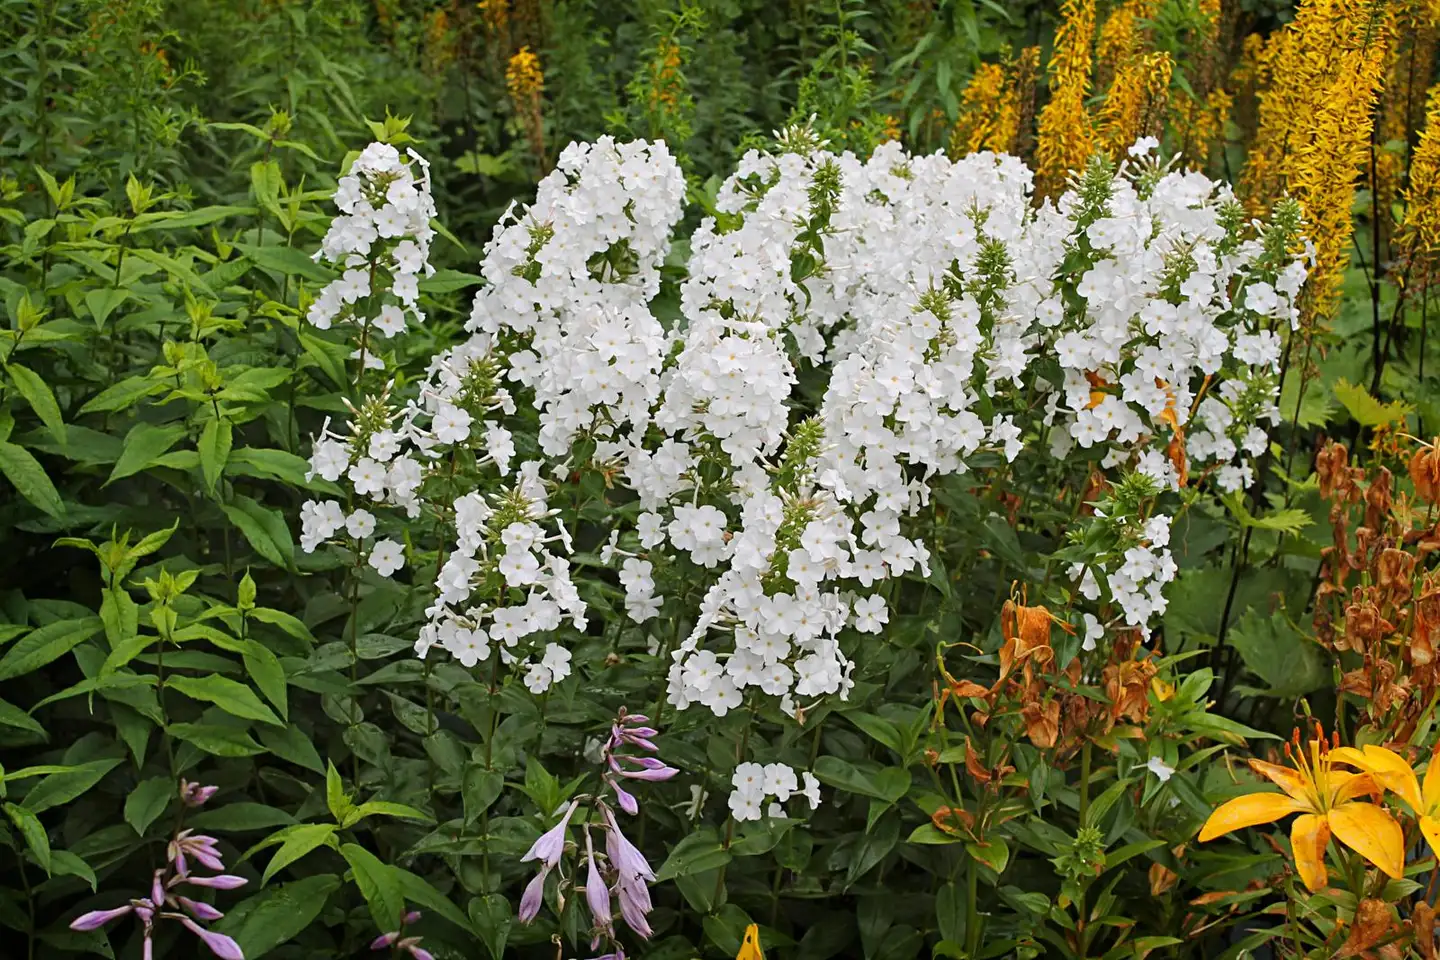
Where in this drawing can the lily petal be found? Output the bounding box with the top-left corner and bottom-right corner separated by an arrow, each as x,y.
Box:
1331,771 -> 1383,805
1424,757 -> 1440,815
1332,746 -> 1422,812
1198,792 -> 1306,842
1328,802 -> 1405,880
1290,813 -> 1331,892
1420,814 -> 1440,863
1247,759 -> 1313,805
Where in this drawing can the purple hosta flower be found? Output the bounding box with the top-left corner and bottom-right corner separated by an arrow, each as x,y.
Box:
70,904 -> 137,931
169,830 -> 226,875
177,896 -> 224,921
181,780 -> 219,807
602,709 -> 678,808
178,873 -> 248,890
179,916 -> 245,959
372,908 -> 432,958
520,799 -> 579,869
518,866 -> 549,923
602,806 -> 656,939
583,828 -> 612,935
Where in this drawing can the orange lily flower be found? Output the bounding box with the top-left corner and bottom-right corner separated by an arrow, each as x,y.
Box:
1329,743 -> 1440,859
1197,728 -> 1404,892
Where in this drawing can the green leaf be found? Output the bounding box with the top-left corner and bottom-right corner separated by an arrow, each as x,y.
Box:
0,440 -> 64,517
6,363 -> 65,442
1227,608 -> 1328,699
23,758 -> 121,814
124,776 -> 174,835
347,800 -> 434,825
463,766 -> 504,825
238,243 -> 333,283
199,418 -> 233,496
0,696 -> 45,736
0,617 -> 103,681
325,762 -> 353,824
392,866 -> 476,934
262,823 -> 338,884
655,828 -> 732,881
966,836 -> 1011,873
242,642 -> 287,719
5,802 -> 50,873
257,724 -> 324,773
168,675 -> 283,726
83,288 -> 129,328
79,376 -> 165,415
298,333 -> 350,389
341,842 -> 405,931
250,160 -> 282,210
107,422 -> 187,485
1333,378 -> 1411,427
167,723 -> 267,757
189,803 -> 297,832
418,269 -> 484,294
222,496 -> 295,570
469,893 -> 512,960
51,849 -> 97,891
212,874 -> 342,959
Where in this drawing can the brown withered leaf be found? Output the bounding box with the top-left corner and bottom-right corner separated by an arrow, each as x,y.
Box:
931,806 -> 975,839
1337,898 -> 1403,959
1410,440 -> 1440,505
999,598 -> 1058,682
964,739 -> 991,783
1022,698 -> 1060,748
1148,861 -> 1178,897
1414,900 -> 1436,960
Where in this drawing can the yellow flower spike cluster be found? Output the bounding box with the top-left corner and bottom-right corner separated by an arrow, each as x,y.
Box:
1238,0 -> 1393,324
949,48 -> 1039,158
1400,85 -> 1440,261
506,45 -> 543,102
950,63 -> 1013,156
477,0 -> 509,34
1095,51 -> 1174,158
1095,0 -> 1156,92
1373,2 -> 1440,223
1198,728 -> 1404,892
1035,0 -> 1097,197
507,45 -> 546,167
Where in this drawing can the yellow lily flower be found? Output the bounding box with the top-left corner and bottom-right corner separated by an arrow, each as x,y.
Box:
1330,743 -> 1440,858
1198,729 -> 1404,892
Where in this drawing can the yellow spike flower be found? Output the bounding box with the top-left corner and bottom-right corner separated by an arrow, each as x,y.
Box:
1198,729 -> 1403,892
1096,51 -> 1173,159
1401,84 -> 1440,258
1035,0 -> 1097,197
736,923 -> 765,960
506,45 -> 544,102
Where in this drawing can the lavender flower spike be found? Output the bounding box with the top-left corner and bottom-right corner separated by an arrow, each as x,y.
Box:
520,799 -> 578,868
70,905 -> 134,931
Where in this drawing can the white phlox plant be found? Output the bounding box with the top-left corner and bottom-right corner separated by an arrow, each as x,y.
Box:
298,136 -> 1308,793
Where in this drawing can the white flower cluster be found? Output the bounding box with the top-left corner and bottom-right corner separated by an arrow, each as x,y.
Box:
728,761 -> 822,822
300,136 -> 1306,714
306,142 -> 438,370
413,462 -> 587,693
1071,513 -> 1178,628
468,137 -> 687,458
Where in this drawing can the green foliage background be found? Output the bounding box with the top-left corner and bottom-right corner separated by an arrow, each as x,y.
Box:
0,2 -> 1435,960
